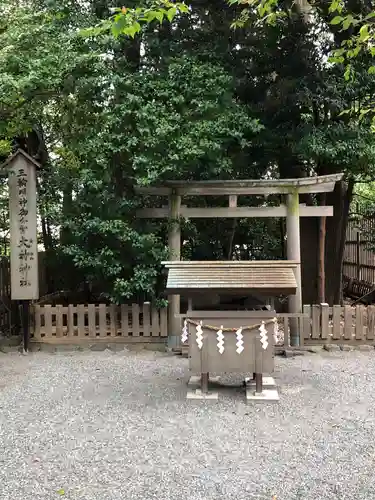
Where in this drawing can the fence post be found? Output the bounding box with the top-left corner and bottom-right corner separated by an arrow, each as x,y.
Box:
151,306 -> 160,337
132,304 -> 140,337
320,303 -> 329,340
355,305 -> 364,341
160,307 -> 168,337
332,305 -> 342,340
311,304 -> 321,339
44,305 -> 52,338
120,305 -> 129,337
343,305 -> 352,340
302,305 -> 311,341
67,304 -> 74,336
367,305 -> 375,341
55,305 -> 63,338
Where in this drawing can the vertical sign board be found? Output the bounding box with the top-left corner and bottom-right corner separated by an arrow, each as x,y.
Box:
8,152 -> 39,300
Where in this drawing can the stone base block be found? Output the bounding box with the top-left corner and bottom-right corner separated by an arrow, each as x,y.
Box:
186,388 -> 219,400
244,376 -> 276,388
246,387 -> 280,402
187,375 -> 221,387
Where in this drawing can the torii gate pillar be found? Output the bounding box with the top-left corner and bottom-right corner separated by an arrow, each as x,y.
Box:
286,192 -> 302,346
167,191 -> 181,348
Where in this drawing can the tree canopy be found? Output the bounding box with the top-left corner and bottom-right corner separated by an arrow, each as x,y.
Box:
1,0 -> 375,304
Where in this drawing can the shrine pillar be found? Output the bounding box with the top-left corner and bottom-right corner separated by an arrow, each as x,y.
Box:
286,191 -> 302,346
167,190 -> 181,347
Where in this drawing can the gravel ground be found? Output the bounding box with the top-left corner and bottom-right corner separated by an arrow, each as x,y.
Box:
1,349 -> 375,500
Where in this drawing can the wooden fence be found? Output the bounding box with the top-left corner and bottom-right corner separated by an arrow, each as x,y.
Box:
32,303 -> 168,343
344,212 -> 375,283
278,304 -> 375,346
31,302 -> 375,347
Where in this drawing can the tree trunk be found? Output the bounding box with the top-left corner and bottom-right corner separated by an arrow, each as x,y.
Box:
41,216 -> 55,294
318,193 -> 326,303
325,179 -> 354,304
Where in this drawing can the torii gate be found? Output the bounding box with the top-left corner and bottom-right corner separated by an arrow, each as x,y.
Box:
135,173 -> 344,347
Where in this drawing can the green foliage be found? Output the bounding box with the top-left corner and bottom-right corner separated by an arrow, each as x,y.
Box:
0,140 -> 11,157
2,0 -> 375,305
353,182 -> 375,213
81,1 -> 189,39
59,54 -> 261,301
0,0 -> 263,302
297,124 -> 375,175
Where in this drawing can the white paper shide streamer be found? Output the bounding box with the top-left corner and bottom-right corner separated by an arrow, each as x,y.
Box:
216,325 -> 225,354
196,321 -> 203,349
235,327 -> 244,354
181,320 -> 188,344
259,321 -> 269,350
273,317 -> 278,344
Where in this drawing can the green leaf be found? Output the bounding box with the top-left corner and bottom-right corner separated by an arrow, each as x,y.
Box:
0,140 -> 11,156
57,490 -> 65,496
334,48 -> 345,56
328,55 -> 344,64
368,66 -> 375,75
330,15 -> 343,25
359,24 -> 369,41
342,15 -> 354,30
122,22 -> 141,38
111,15 -> 128,37
79,21 -> 110,37
359,108 -> 371,122
146,10 -> 164,23
154,10 -> 164,23
145,10 -> 157,22
178,4 -> 189,12
328,0 -> 339,13
258,5 -> 266,17
344,64 -> 351,81
166,7 -> 177,22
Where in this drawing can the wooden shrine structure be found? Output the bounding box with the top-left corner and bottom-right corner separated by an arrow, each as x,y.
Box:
136,173 -> 344,347
162,260 -> 299,400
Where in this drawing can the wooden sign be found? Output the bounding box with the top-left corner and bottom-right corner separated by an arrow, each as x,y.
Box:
5,150 -> 39,300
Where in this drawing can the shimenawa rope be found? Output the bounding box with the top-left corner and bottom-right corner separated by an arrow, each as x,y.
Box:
185,318 -> 276,332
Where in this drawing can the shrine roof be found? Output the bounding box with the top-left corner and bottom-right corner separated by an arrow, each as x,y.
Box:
162,261 -> 298,296
0,149 -> 41,171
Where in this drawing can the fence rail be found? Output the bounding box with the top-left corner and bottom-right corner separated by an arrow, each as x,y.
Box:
276,304 -> 375,346
31,302 -> 375,347
32,303 -> 168,343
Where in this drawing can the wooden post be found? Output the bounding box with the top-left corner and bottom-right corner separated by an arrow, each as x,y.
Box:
21,300 -> 30,353
168,191 -> 181,348
318,195 -> 326,303
286,191 -> 302,346
318,215 -> 326,303
356,230 -> 361,281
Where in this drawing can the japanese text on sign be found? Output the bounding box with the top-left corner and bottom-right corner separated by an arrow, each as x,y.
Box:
8,153 -> 39,300
16,168 -> 34,288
